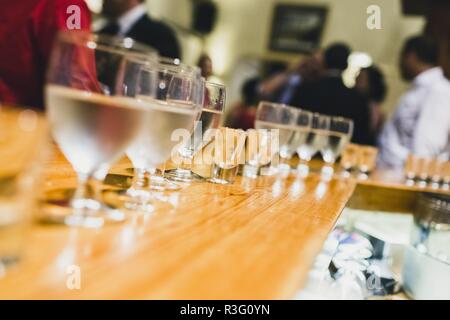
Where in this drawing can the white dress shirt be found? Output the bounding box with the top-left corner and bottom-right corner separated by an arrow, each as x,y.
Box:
117,4 -> 147,36
378,67 -> 450,168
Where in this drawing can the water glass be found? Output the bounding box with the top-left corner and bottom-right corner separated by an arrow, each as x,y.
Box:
340,144 -> 359,176
209,128 -> 247,184
243,129 -> 278,178
167,81 -> 226,183
254,102 -> 297,177
45,31 -> 159,227
357,146 -> 378,175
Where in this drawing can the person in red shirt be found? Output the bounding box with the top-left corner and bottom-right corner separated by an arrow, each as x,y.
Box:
0,0 -> 91,109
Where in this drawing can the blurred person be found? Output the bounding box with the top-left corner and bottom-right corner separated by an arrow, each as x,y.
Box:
0,0 -> 91,109
225,78 -> 260,130
355,65 -> 387,136
291,43 -> 373,145
100,0 -> 181,59
197,54 -> 213,80
258,52 -> 323,104
424,0 -> 450,81
378,35 -> 450,168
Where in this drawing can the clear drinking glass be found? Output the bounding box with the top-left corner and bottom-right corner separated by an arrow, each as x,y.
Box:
427,158 -> 445,189
145,57 -> 203,190
166,81 -> 226,183
357,146 -> 378,176
290,109 -> 313,178
0,108 -> 48,267
319,116 -> 353,178
45,31 -> 159,227
243,129 -> 278,178
119,58 -> 200,192
209,128 -> 247,184
254,102 -> 297,177
297,113 -> 330,172
123,68 -> 204,211
340,144 -> 359,177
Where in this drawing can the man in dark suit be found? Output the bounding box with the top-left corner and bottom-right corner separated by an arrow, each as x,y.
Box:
100,0 -> 181,59
290,43 -> 374,145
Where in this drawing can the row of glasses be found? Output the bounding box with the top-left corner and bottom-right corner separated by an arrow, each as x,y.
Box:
125,56 -> 202,193
340,144 -> 379,178
46,32 -> 160,227
45,31 -> 210,227
254,102 -> 354,179
121,62 -> 205,212
404,154 -> 450,190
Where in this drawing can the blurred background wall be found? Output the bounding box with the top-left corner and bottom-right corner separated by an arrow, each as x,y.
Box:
86,0 -> 425,116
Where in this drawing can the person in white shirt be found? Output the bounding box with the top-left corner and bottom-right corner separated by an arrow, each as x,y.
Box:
378,35 -> 450,168
100,0 -> 181,59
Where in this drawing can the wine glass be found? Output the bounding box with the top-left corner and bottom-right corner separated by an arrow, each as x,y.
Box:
123,67 -> 204,211
319,116 -> 353,179
45,31 -> 159,227
124,57 -> 202,191
166,81 -> 226,183
255,102 -> 297,177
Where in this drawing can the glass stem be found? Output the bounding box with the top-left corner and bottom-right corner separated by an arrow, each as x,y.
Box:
179,155 -> 193,172
71,173 -> 99,212
125,167 -> 155,212
72,173 -> 90,202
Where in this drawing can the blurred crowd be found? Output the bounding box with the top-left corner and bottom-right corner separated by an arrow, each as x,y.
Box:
0,0 -> 449,170
226,36 -> 450,169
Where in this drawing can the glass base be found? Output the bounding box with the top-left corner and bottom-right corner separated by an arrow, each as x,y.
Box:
103,188 -> 155,214
296,163 -> 310,179
277,163 -> 291,179
320,165 -> 335,182
243,165 -> 259,179
149,175 -> 181,191
41,188 -> 126,228
104,172 -> 181,192
259,166 -> 278,176
208,177 -> 232,185
165,168 -> 205,183
209,165 -> 238,185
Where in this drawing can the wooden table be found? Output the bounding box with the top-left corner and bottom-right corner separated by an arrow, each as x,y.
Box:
0,146 -> 448,299
0,149 -> 356,299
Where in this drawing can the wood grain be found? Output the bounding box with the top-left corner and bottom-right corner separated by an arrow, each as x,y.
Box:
0,147 -> 447,299
0,148 -> 355,299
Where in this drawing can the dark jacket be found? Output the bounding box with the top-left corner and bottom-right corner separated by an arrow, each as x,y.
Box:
290,75 -> 374,145
101,15 -> 181,59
